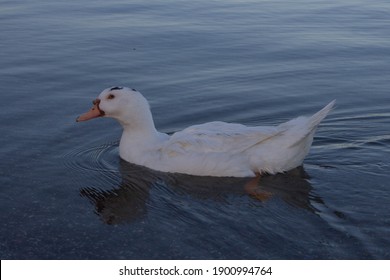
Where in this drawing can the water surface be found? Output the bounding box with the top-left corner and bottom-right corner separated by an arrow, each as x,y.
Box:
1,0 -> 390,259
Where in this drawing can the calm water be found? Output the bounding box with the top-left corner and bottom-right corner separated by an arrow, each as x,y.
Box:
1,0 -> 390,259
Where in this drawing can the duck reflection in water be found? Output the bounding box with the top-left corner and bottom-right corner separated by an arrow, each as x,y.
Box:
80,160 -> 324,225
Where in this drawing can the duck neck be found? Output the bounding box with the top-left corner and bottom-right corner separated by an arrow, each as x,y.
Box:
121,118 -> 159,141
118,109 -> 161,147
119,118 -> 162,164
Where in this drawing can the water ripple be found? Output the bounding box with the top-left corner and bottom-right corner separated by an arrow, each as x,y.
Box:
62,141 -> 121,186
63,141 -> 119,172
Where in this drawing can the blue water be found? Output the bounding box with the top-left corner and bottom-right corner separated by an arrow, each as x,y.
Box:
1,0 -> 390,259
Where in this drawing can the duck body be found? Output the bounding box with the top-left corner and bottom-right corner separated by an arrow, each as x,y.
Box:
77,87 -> 335,177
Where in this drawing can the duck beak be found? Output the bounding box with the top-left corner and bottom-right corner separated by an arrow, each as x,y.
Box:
76,99 -> 105,122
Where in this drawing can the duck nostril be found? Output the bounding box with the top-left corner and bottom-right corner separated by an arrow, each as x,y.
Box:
93,99 -> 101,105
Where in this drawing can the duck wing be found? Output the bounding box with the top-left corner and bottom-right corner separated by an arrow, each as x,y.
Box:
161,121 -> 285,156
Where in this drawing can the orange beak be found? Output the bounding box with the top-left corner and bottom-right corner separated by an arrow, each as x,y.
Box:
76,99 -> 105,122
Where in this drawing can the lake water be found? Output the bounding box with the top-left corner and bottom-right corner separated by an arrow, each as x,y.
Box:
1,0 -> 390,259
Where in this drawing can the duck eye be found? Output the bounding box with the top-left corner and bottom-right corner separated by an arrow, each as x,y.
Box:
107,94 -> 115,100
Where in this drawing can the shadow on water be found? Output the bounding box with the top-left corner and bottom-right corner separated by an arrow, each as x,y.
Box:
80,159 -> 325,225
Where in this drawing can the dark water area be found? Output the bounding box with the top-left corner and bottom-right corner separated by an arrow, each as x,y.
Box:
1,0 -> 390,259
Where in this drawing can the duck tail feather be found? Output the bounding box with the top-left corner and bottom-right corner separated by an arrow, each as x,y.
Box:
308,100 -> 336,129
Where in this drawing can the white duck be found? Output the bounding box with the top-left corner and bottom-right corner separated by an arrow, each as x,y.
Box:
77,86 -> 335,177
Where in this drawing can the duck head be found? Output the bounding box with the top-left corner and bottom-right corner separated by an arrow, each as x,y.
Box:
76,86 -> 154,129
